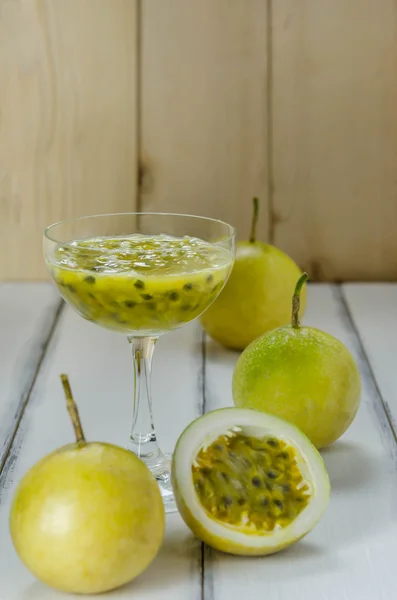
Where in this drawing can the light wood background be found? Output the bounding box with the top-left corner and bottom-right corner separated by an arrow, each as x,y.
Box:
1,0 -> 396,281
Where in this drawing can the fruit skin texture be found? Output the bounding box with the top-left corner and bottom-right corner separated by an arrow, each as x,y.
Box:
233,326 -> 361,449
200,242 -> 306,350
172,408 -> 330,556
10,442 -> 165,595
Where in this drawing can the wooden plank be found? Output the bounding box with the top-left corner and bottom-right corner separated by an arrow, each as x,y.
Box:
0,0 -> 138,280
204,284 -> 397,600
343,283 -> 397,426
139,0 -> 269,242
0,283 -> 61,470
271,0 -> 397,281
0,306 -> 203,599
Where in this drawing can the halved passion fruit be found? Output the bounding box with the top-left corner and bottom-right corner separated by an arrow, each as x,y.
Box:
172,408 -> 330,556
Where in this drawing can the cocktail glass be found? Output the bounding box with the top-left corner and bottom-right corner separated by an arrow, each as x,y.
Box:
43,212 -> 235,512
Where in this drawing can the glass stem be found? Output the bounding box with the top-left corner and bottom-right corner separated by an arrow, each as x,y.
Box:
127,336 -> 167,473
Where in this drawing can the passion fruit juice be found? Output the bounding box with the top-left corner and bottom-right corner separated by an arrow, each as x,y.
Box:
48,234 -> 233,334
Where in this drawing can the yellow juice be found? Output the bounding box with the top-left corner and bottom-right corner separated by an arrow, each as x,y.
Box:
48,233 -> 233,335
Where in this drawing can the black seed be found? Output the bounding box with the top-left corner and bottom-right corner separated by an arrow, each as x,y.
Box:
181,304 -> 191,311
238,498 -> 246,506
266,439 -> 279,448
220,472 -> 229,482
67,284 -> 76,293
214,444 -> 224,452
252,476 -> 261,487
169,291 -> 179,301
223,495 -> 233,506
243,438 -> 254,447
277,452 -> 289,460
124,300 -> 136,308
201,467 -> 211,476
206,274 -> 214,283
282,484 -> 291,493
273,499 -> 283,509
84,275 -> 96,284
141,293 -> 153,301
267,470 -> 278,480
134,280 -> 145,290
183,283 -> 193,291
295,497 -> 304,503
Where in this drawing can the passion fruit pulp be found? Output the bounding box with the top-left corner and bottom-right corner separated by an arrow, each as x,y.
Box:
193,432 -> 310,532
172,408 -> 330,556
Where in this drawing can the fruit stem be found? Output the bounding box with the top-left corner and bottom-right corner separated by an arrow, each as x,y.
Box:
249,197 -> 259,244
291,272 -> 309,328
60,374 -> 86,443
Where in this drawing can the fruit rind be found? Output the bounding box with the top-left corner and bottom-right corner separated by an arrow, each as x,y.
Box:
172,408 -> 330,556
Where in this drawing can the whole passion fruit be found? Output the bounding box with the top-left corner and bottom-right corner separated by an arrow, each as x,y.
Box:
200,198 -> 306,350
9,375 -> 165,595
172,408 -> 330,556
233,273 -> 362,448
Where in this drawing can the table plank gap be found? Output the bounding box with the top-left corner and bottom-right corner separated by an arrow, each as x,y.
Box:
0,308 -> 204,600
340,285 -> 397,448
0,283 -> 62,473
203,283 -> 397,600
342,282 -> 397,432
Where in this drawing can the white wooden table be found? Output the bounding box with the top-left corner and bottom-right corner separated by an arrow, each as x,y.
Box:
0,283 -> 396,600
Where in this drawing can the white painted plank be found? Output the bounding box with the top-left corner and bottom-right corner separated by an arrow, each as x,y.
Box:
204,284 -> 397,600
343,283 -> 397,421
0,306 -> 202,599
0,283 -> 61,467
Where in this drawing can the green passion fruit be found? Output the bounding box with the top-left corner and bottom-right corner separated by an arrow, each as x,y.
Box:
172,408 -> 330,556
233,273 -> 362,448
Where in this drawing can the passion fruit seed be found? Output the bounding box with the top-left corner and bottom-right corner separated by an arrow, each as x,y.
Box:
84,275 -> 96,284
192,432 -> 311,532
124,300 -> 136,308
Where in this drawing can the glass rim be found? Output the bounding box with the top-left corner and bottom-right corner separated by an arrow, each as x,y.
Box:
44,211 -> 236,249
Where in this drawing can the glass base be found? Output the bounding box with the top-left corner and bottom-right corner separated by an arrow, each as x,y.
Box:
152,452 -> 177,514
127,445 -> 177,514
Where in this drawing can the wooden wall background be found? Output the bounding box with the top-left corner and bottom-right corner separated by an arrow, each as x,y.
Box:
0,0 -> 396,281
